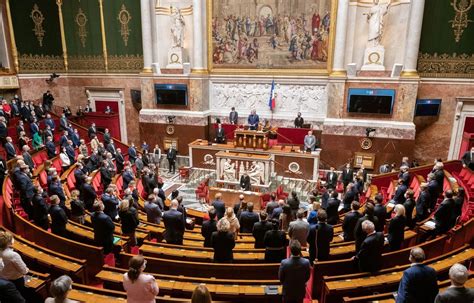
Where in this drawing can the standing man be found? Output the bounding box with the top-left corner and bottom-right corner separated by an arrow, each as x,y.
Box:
279,240 -> 311,303
215,123 -> 226,144
304,130 -> 317,152
88,123 -> 97,139
435,263 -> 474,302
326,167 -> 338,190
166,144 -> 177,174
229,107 -> 238,124
162,200 -> 185,245
341,163 -> 354,189
91,201 -> 115,255
42,90 -> 54,111
396,247 -> 438,303
294,112 -> 304,128
307,210 -> 334,262
247,109 -> 259,130
354,220 -> 384,273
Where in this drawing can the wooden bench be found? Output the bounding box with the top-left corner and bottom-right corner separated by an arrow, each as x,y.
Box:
320,245 -> 473,303
13,212 -> 104,281
97,266 -> 282,302
120,252 -> 280,280
25,270 -> 50,299
312,234 -> 447,299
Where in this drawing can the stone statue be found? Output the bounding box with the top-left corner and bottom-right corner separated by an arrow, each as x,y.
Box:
248,161 -> 263,184
170,6 -> 185,48
223,158 -> 236,181
365,0 -> 392,47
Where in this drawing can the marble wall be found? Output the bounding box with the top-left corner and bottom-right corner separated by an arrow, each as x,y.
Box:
415,81 -> 474,164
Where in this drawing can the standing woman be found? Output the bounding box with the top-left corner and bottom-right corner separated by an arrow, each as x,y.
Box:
387,204 -> 407,251
123,255 -> 159,303
70,189 -> 86,224
0,231 -> 32,301
118,199 -> 140,247
263,220 -> 289,263
152,144 -> 161,169
279,205 -> 292,232
222,207 -> 240,239
191,285 -> 212,303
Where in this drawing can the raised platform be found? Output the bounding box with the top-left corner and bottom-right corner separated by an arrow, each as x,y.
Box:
189,139 -> 321,181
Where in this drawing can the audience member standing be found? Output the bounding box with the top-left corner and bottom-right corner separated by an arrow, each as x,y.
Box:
45,275 -> 79,303
354,203 -> 379,252
123,255 -> 159,303
373,194 -> 387,232
434,190 -> 456,235
91,201 -> 115,255
211,193 -> 226,220
31,185 -> 49,230
80,177 -> 97,211
354,220 -> 384,273
166,145 -> 177,174
287,191 -> 300,219
342,183 -> 356,212
239,202 -> 259,233
119,199 -> 140,247
221,207 -> 240,237
341,163 -> 354,189
0,278 -> 25,302
307,210 -> 334,263
435,263 -> 474,303
70,190 -> 86,224
342,201 -> 362,241
388,204 -> 407,251
252,212 -> 272,249
403,190 -> 416,229
396,247 -> 438,303
49,195 -> 68,237
201,209 -> 218,248
144,194 -> 162,224
416,183 -> 431,222
279,240 -> 311,303
191,285 -> 212,303
211,219 -> 235,263
393,179 -> 408,205
326,191 -> 341,225
288,209 -> 310,247
264,220 -> 288,263
162,200 -> 185,245
265,193 -> 278,218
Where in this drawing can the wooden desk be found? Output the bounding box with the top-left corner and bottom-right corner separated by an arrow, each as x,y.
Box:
234,129 -> 269,149
209,187 -> 263,210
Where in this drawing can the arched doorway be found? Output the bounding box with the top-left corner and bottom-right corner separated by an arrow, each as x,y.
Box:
258,5 -> 273,18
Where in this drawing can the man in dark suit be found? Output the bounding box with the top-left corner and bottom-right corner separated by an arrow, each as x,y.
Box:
0,117 -> 7,145
265,193 -> 278,219
211,219 -> 236,263
59,113 -> 68,131
239,202 -> 259,233
48,175 -> 66,207
393,179 -> 408,205
279,240 -> 311,303
122,166 -> 135,191
71,129 -> 80,147
30,119 -> 39,135
307,210 -> 334,263
326,191 -> 341,225
115,148 -> 124,173
162,200 -> 185,245
74,163 -> 86,190
103,129 -> 111,146
211,193 -> 226,220
201,209 -> 217,248
45,136 -> 56,159
354,220 -> 384,272
373,194 -> 387,232
80,177 -> 97,211
342,183 -> 356,212
91,201 -> 116,255
166,145 -> 177,174
403,190 -> 416,229
271,199 -> 285,221
252,211 -> 272,248
341,163 -> 354,189
4,137 -> 16,160
17,164 -> 34,217
0,278 -> 26,302
416,183 -> 431,222
433,190 -> 456,235
128,142 -> 137,164
100,160 -> 113,190
44,114 -> 56,131
294,112 -> 304,128
88,123 -> 97,139
398,166 -> 411,185
239,173 -> 251,191
22,145 -> 35,171
247,109 -> 259,130
342,201 -> 362,241
65,140 -> 76,164
229,107 -> 238,124
0,156 -> 6,190
435,263 -> 474,303
461,146 -> 474,170
49,195 -> 68,237
396,247 -> 438,303
42,90 -> 54,111
432,162 -> 445,195
102,187 -> 119,220
326,167 -> 338,190
31,186 -> 49,230
354,203 -> 379,252
215,123 -> 226,144
59,131 -> 69,148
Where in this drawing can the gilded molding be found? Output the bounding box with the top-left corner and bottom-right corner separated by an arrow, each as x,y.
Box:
450,0 -> 473,43
98,0 -> 108,71
5,0 -> 19,72
68,55 -> 105,71
56,0 -> 68,71
30,4 -> 45,47
417,52 -> 474,78
18,53 -> 65,73
75,8 -> 88,47
107,54 -> 143,72
118,4 -> 132,46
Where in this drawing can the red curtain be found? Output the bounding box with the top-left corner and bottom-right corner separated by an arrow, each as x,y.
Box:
95,100 -> 119,113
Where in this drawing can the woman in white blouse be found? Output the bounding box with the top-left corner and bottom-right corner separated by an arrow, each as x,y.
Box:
59,147 -> 71,171
0,231 -> 29,300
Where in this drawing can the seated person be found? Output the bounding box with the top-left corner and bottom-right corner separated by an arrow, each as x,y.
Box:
247,109 -> 259,130
104,106 -> 113,114
215,123 -> 226,144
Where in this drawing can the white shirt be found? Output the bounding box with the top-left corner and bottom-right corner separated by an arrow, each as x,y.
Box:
60,152 -> 71,167
0,248 -> 29,280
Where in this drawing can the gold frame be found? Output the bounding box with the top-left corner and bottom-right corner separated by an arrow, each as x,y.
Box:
206,0 -> 338,75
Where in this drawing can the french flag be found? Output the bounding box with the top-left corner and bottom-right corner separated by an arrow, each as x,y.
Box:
268,80 -> 276,111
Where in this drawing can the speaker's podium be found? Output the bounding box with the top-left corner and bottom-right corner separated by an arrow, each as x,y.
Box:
234,129 -> 269,150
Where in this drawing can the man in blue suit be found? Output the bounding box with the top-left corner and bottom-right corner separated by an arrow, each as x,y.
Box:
91,201 -> 116,255
247,109 -> 259,130
102,187 -> 119,220
65,140 -> 76,164
30,119 -> 39,135
71,129 -> 80,147
162,200 -> 185,245
45,136 -> 57,159
59,113 -> 68,131
211,193 -> 226,220
128,143 -> 137,164
59,131 -> 69,147
396,247 -> 438,303
4,137 -> 16,160
44,114 -> 56,131
122,166 -> 135,191
48,175 -> 67,208
279,240 -> 311,303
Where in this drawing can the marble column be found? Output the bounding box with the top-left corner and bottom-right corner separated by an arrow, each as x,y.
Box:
401,0 -> 426,77
331,0 -> 349,76
192,0 -> 205,71
140,0 -> 153,72
149,0 -> 160,72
